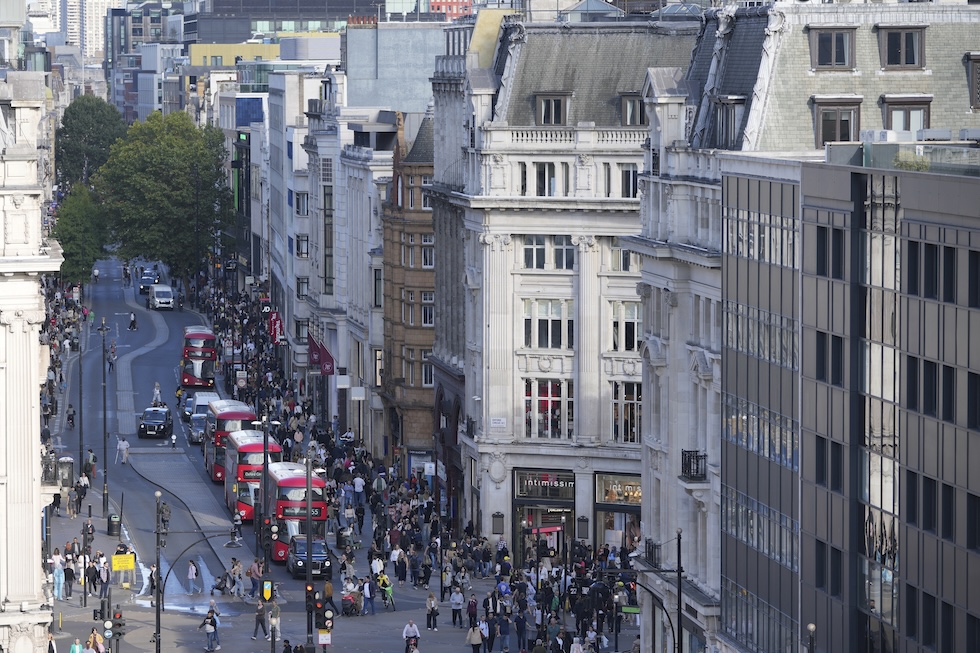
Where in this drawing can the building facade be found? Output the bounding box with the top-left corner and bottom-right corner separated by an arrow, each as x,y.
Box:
381,115 -> 437,477
0,71 -> 65,653
428,15 -> 699,543
625,3 -> 980,653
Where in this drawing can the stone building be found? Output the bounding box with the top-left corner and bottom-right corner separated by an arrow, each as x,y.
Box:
428,13 -> 699,545
0,71 -> 64,653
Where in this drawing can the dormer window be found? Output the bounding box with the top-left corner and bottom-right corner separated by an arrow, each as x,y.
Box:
537,94 -> 569,126
621,95 -> 647,126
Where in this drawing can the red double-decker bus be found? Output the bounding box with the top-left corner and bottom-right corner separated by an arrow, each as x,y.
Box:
204,400 -> 257,482
224,430 -> 283,521
181,326 -> 217,388
265,461 -> 327,562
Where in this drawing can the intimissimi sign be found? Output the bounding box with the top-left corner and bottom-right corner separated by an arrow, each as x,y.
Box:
514,469 -> 576,501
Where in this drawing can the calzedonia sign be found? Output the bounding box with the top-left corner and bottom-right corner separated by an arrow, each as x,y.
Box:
514,470 -> 576,500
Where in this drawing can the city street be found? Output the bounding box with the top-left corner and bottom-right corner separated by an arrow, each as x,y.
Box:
48,261 -> 639,653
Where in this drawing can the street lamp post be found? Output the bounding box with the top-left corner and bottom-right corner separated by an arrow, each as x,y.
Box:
78,318 -> 85,509
561,515 -> 567,624
98,318 -> 110,517
613,589 -> 622,653
676,528 -> 683,653
154,490 -> 162,653
807,623 -> 816,653
306,454 -> 314,648
252,416 -> 281,569
270,617 -> 279,653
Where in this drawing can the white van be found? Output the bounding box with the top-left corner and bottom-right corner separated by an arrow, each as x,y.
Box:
191,392 -> 220,421
149,284 -> 175,310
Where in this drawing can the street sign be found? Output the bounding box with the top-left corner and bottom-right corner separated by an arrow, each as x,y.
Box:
236,370 -> 247,388
111,553 -> 135,570
620,606 -> 640,614
318,631 -> 332,646
262,579 -> 273,602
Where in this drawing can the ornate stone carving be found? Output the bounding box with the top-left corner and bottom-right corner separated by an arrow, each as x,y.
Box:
765,8 -> 786,36
479,233 -> 512,251
576,456 -> 591,470
576,154 -> 592,167
716,5 -> 737,38
487,451 -> 508,487
690,349 -> 713,382
638,283 -> 652,299
662,289 -> 677,310
492,153 -> 504,165
571,234 -> 597,252
11,194 -> 24,208
0,308 -> 47,332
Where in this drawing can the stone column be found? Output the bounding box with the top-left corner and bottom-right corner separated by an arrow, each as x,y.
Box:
572,235 -> 600,443
478,233 -> 513,438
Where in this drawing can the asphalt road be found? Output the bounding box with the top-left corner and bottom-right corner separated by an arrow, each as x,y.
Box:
48,260 -> 640,653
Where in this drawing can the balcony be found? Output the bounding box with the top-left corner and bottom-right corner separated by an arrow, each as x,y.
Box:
644,539 -> 663,569
680,450 -> 708,482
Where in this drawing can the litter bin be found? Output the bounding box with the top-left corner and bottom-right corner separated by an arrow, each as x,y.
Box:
107,513 -> 121,537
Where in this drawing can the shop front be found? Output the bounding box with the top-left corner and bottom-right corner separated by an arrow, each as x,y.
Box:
512,469 -> 576,570
593,472 -> 642,555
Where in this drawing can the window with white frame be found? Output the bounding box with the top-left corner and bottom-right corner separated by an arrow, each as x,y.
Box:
611,301 -> 642,352
524,378 -> 574,439
611,246 -> 633,272
554,235 -> 575,270
296,234 -> 309,258
400,289 -> 407,323
422,350 -> 434,387
406,291 -> 415,325
422,191 -> 432,209
401,233 -> 416,268
620,163 -> 638,198
621,95 -> 647,126
536,163 -> 557,197
537,95 -> 568,126
408,185 -> 416,209
320,157 -> 333,184
402,347 -> 415,386
296,192 -> 309,217
523,298 -> 574,349
422,291 -> 434,326
421,175 -> 432,186
524,235 -> 546,269
422,234 -> 435,268
612,381 -> 642,444
296,277 -> 309,299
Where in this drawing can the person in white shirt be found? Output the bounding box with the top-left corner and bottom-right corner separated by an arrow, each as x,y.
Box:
403,619 -> 422,639
353,475 -> 366,505
115,437 -> 130,464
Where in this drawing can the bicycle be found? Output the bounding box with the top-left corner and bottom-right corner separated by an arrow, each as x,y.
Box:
380,582 -> 396,611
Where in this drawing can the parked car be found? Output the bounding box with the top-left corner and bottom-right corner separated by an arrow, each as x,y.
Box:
138,405 -> 173,439
285,536 -> 332,579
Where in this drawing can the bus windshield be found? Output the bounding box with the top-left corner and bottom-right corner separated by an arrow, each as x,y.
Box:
241,451 -> 281,465
277,487 -> 324,502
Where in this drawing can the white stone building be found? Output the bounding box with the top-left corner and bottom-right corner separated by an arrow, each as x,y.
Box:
0,71 -> 64,653
427,15 -> 699,548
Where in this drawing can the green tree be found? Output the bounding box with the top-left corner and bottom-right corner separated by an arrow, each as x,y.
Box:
52,185 -> 105,284
93,111 -> 234,288
55,95 -> 127,188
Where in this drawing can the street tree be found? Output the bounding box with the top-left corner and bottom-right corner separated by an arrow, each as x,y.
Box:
93,111 -> 234,290
52,185 -> 106,284
55,95 -> 127,188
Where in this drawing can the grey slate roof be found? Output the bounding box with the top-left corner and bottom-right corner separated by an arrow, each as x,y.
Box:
403,115 -> 434,164
503,23 -> 700,127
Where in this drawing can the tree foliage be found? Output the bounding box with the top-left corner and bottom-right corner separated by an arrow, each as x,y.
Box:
93,111 -> 234,285
55,95 -> 127,188
52,185 -> 106,284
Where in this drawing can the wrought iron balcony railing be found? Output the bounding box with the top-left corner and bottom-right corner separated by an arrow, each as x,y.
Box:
681,449 -> 708,482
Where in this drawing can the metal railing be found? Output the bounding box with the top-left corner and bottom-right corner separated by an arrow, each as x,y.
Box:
681,450 -> 708,481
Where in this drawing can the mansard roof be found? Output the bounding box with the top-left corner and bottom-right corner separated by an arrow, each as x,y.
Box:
500,22 -> 699,127
403,115 -> 434,164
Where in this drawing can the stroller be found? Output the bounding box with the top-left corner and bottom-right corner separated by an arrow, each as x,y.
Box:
341,593 -> 359,617
210,572 -> 230,595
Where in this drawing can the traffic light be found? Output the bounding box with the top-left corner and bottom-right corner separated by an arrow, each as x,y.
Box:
305,583 -> 316,612
112,609 -> 126,637
324,612 -> 334,634
315,608 -> 325,629
262,517 -> 273,551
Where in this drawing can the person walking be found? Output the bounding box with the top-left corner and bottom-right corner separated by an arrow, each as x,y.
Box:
247,558 -> 262,598
187,560 -> 202,594
361,577 -> 376,616
115,437 -> 130,464
425,592 -> 439,631
50,548 -> 65,600
208,600 -> 223,649
322,578 -> 339,614
269,599 -> 282,641
68,638 -> 83,653
450,586 -> 465,628
98,561 -> 111,598
252,601 -> 270,640
466,624 -> 485,653
127,312 -> 137,331
198,609 -> 219,651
